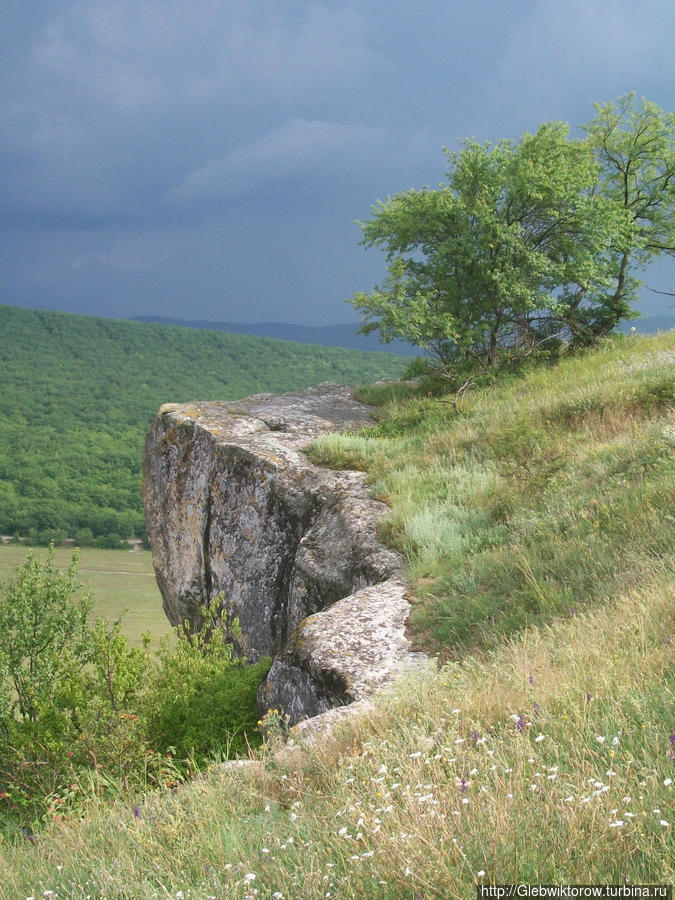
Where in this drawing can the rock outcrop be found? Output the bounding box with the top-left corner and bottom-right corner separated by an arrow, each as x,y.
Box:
143,383 -> 429,724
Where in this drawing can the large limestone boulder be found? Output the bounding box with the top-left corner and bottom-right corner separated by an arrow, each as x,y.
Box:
143,383 -> 429,724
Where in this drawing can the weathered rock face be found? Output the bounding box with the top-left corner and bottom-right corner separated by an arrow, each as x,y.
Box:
143,383 -> 429,724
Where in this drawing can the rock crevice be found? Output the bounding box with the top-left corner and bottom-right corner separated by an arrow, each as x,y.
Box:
143,383 -> 429,724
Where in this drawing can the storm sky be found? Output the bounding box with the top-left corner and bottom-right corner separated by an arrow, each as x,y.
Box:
1,0 -> 673,325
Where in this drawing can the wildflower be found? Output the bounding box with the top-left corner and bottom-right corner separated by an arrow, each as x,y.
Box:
533,702 -> 541,716
586,692 -> 593,703
596,736 -> 606,744
612,736 -> 620,746
608,821 -> 625,828
460,775 -> 467,793
22,827 -> 35,843
243,873 -> 256,884
133,805 -> 141,819
659,820 -> 669,827
477,870 -> 486,877
517,714 -> 526,733
534,734 -> 545,742
529,673 -> 535,686
664,778 -> 672,787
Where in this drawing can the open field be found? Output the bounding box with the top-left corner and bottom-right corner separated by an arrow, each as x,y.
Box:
0,545 -> 170,647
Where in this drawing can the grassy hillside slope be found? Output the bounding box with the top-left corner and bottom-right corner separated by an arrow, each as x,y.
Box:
0,305 -> 406,542
1,334 -> 672,897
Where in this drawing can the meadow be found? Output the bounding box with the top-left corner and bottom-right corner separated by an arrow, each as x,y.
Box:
0,332 -> 672,896
0,545 -> 168,647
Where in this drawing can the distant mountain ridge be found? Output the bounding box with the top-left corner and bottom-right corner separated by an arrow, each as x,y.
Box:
131,313 -> 674,351
130,315 -> 419,355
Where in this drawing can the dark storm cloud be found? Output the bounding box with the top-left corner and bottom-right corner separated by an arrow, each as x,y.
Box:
0,0 -> 673,322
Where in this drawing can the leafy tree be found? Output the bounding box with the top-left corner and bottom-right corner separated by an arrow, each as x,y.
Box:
349,97 -> 674,370
579,93 -> 675,340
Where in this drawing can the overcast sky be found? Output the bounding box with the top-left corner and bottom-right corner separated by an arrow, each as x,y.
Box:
1,0 -> 673,326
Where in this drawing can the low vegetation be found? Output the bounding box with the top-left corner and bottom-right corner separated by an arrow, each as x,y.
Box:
0,548 -> 270,832
0,333 -> 671,896
0,305 -> 406,545
311,332 -> 674,656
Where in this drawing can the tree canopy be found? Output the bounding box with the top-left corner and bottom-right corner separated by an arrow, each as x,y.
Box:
349,95 -> 675,371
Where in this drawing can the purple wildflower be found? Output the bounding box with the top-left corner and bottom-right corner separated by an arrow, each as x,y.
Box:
133,805 -> 141,819
570,607 -> 575,616
460,775 -> 467,793
22,827 -> 35,843
533,701 -> 541,717
517,713 -> 526,733
472,730 -> 480,744
586,692 -> 593,704
529,673 -> 535,686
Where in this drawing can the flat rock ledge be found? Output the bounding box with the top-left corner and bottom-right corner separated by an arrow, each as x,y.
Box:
143,383 -> 431,725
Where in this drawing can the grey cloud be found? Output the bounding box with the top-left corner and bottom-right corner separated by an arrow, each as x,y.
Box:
28,1 -> 374,112
0,0 -> 672,323
164,119 -> 392,205
493,0 -> 675,131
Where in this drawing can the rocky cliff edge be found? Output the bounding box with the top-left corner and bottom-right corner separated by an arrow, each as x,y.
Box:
143,383 -> 430,725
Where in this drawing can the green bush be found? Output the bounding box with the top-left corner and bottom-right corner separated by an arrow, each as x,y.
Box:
142,599 -> 270,762
0,551 -> 270,831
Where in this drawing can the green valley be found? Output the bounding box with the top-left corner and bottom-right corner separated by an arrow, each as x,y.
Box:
0,305 -> 406,545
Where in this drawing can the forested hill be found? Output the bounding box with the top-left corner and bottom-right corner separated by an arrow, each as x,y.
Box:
0,305 -> 407,544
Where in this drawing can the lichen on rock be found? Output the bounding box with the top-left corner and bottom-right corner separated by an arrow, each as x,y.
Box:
143,383 -> 430,725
